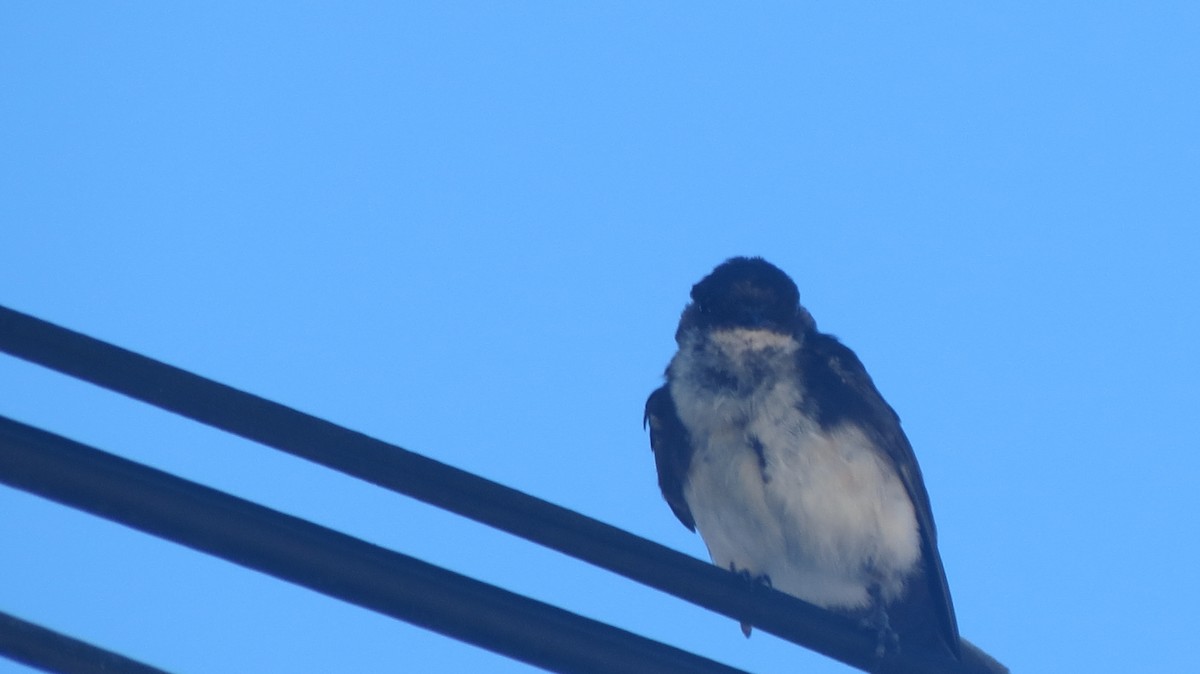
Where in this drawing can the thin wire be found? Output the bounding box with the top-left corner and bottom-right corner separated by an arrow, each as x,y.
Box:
0,415 -> 750,674
0,304 -> 1001,673
0,611 -> 173,674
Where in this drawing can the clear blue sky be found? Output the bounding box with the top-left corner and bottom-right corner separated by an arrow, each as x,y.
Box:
2,4 -> 1197,673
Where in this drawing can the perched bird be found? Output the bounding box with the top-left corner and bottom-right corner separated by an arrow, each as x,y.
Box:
645,256 -> 973,663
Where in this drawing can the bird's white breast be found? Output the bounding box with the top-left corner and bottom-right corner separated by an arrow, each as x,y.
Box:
668,328 -> 920,609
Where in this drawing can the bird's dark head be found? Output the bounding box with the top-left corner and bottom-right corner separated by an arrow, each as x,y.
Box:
676,257 -> 814,342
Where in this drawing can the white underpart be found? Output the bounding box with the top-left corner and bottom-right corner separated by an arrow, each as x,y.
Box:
669,328 -> 920,609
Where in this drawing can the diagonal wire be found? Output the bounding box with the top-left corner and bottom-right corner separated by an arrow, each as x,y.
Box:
0,304 -> 1001,673
0,611 -> 173,674
0,415 -> 749,674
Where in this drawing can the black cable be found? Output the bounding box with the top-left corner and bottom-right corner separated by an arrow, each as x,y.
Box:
0,611 -> 173,674
0,304 -> 999,673
0,415 -> 749,674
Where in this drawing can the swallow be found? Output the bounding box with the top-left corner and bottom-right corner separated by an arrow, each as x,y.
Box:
645,256 -> 963,660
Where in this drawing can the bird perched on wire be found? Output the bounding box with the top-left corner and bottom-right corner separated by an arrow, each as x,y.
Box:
645,257 -> 994,667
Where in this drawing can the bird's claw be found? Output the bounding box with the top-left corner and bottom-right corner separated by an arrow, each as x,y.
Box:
730,563 -> 772,637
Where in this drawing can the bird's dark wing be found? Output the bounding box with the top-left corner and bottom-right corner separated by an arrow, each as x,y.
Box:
800,331 -> 962,657
644,385 -> 696,531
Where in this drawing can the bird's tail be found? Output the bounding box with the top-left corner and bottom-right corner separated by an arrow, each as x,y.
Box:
958,638 -> 1009,674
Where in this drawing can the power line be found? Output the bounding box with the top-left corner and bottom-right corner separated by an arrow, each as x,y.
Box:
0,304 -> 1004,673
0,611 -> 172,674
0,415 -> 749,674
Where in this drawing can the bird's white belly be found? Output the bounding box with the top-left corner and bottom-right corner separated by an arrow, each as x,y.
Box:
682,416 -> 921,609
668,327 -> 921,609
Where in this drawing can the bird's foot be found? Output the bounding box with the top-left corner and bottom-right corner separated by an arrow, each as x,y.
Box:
730,563 -> 772,637
729,562 -> 773,588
